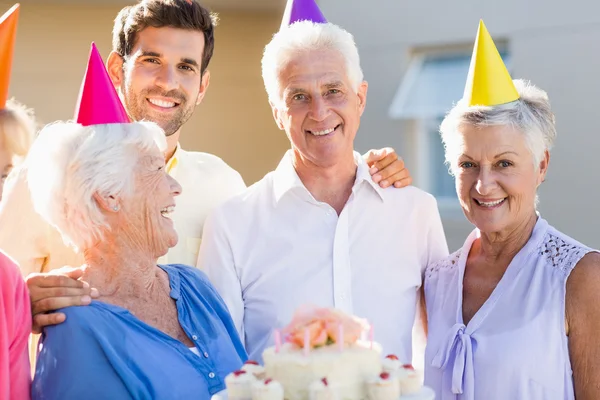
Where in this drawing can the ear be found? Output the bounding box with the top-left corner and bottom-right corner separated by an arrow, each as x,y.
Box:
357,81 -> 368,116
195,69 -> 211,106
93,192 -> 120,213
269,100 -> 285,130
537,149 -> 550,186
107,51 -> 125,89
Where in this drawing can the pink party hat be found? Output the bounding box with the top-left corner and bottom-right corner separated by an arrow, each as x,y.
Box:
280,0 -> 327,30
75,42 -> 129,126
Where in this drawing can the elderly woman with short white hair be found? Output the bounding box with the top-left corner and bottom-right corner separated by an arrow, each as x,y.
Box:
423,21 -> 600,400
28,120 -> 247,399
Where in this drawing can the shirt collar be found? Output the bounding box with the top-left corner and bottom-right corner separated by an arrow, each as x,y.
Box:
166,143 -> 181,176
272,150 -> 385,205
157,264 -> 181,300
272,150 -> 306,204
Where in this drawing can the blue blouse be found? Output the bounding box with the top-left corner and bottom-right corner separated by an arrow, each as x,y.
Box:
32,264 -> 247,400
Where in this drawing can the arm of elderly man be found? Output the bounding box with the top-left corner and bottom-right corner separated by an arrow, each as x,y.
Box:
565,252 -> 600,399
0,251 -> 31,400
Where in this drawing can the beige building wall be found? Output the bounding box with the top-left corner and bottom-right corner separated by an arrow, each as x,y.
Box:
2,1 -> 288,186
320,0 -> 600,250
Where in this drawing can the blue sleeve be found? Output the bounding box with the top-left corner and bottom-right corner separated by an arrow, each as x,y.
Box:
32,307 -> 130,400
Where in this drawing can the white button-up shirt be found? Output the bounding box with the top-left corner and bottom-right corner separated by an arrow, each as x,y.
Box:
0,145 -> 246,275
198,151 -> 449,362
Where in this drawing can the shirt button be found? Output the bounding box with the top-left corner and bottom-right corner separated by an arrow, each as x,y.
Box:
204,352 -> 209,358
192,335 -> 198,340
209,372 -> 215,379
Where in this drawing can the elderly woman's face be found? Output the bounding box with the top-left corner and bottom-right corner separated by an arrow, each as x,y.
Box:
124,147 -> 182,257
453,124 -> 548,234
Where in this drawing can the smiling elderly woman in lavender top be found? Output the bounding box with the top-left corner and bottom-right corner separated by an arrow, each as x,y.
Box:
423,22 -> 600,400
28,119 -> 246,399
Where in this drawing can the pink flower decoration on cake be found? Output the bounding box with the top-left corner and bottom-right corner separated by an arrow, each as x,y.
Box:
282,306 -> 367,349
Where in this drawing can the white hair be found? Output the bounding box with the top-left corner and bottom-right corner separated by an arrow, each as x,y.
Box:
26,121 -> 166,251
261,21 -> 364,105
440,79 -> 556,174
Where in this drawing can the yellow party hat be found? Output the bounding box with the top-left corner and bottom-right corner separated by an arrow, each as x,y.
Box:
463,20 -> 519,106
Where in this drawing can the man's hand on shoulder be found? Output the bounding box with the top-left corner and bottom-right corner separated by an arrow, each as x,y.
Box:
27,266 -> 99,333
364,147 -> 412,189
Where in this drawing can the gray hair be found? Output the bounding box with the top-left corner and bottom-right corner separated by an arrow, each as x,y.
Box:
440,79 -> 556,174
261,21 -> 364,106
26,121 -> 166,251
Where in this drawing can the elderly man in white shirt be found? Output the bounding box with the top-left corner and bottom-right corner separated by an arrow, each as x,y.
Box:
197,20 -> 449,363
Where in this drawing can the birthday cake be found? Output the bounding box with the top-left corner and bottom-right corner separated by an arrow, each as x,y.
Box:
223,307 -> 434,400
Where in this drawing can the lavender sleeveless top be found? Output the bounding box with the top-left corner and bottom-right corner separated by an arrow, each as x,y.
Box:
424,217 -> 595,399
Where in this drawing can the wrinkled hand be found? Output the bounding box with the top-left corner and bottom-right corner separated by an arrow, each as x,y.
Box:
364,147 -> 412,188
27,266 -> 99,334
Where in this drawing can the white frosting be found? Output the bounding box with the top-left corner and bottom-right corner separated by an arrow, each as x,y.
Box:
308,379 -> 339,400
251,379 -> 284,400
242,362 -> 266,380
366,374 -> 400,400
225,370 -> 257,400
263,341 -> 381,400
398,367 -> 422,396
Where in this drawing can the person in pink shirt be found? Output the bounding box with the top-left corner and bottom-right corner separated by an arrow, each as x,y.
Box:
0,4 -> 32,399
0,249 -> 31,400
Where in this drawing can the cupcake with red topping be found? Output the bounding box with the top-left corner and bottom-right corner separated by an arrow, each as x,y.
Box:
381,354 -> 402,375
398,364 -> 421,395
251,378 -> 284,400
366,372 -> 400,400
308,377 -> 339,400
225,369 -> 256,400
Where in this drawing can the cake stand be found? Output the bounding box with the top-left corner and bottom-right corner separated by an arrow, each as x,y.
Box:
211,386 -> 436,400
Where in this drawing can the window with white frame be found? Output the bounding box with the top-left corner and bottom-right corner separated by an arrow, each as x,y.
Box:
388,50 -> 511,209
